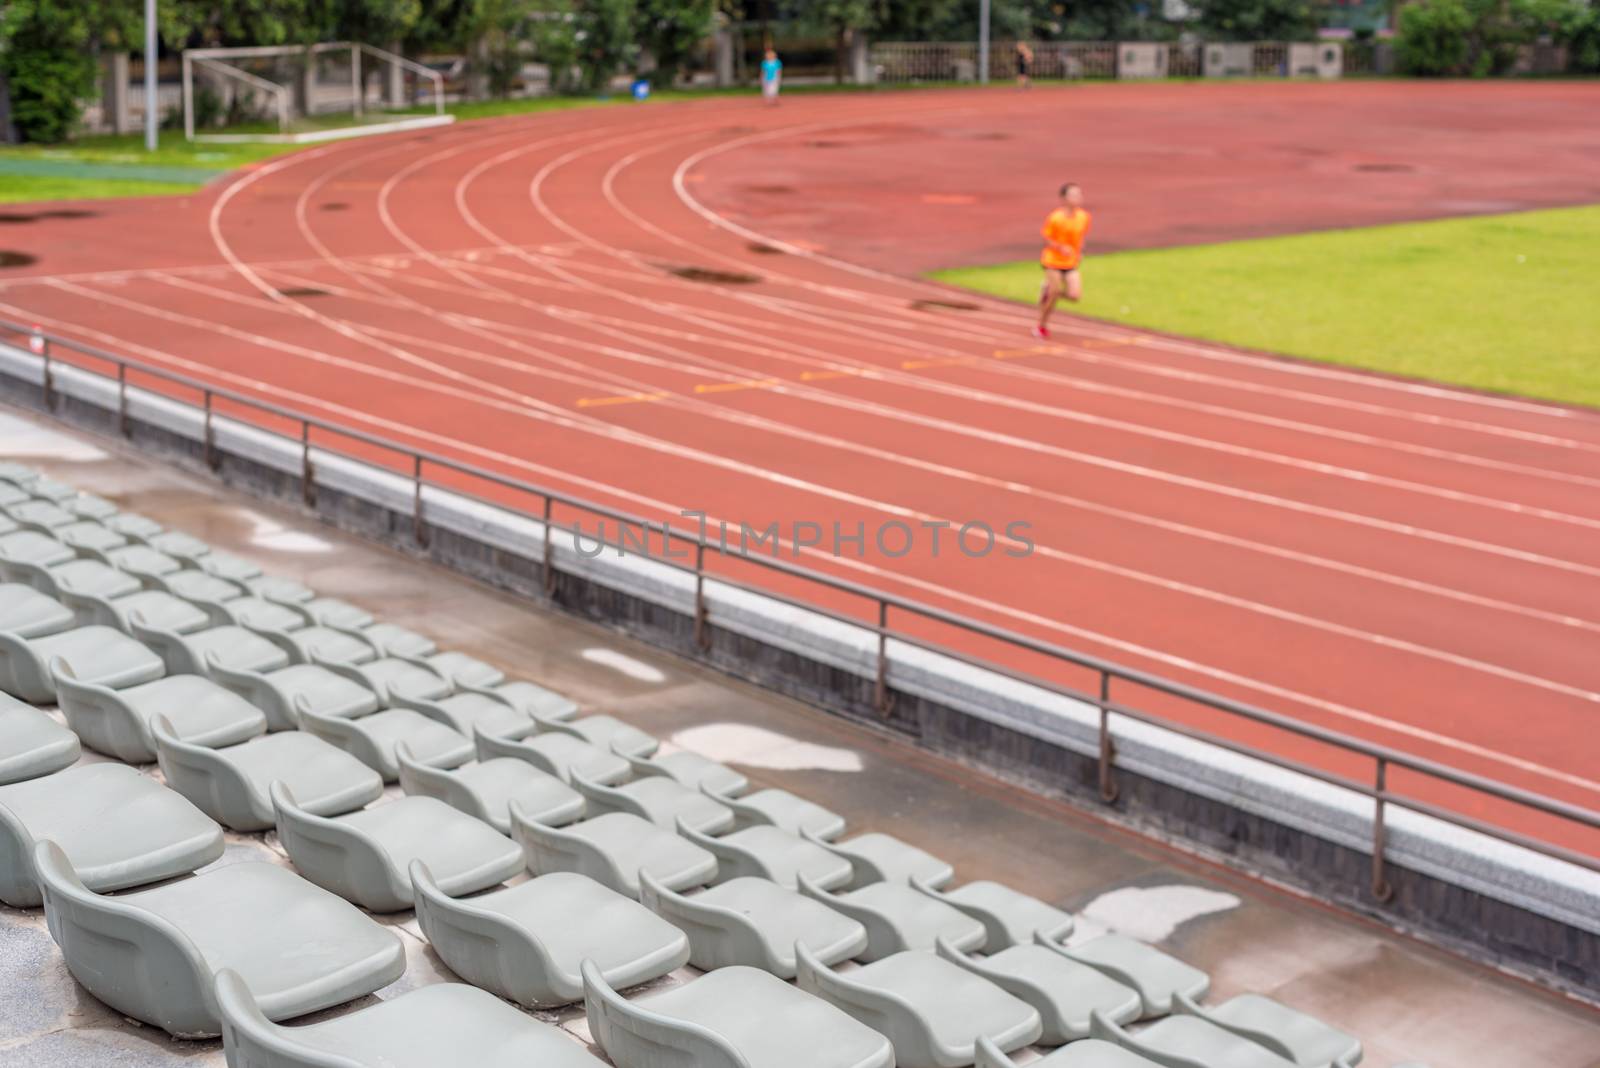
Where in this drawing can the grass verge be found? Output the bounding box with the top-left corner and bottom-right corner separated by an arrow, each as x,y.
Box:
933,205 -> 1600,409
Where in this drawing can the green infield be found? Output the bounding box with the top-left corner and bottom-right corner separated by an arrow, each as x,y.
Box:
934,205 -> 1600,409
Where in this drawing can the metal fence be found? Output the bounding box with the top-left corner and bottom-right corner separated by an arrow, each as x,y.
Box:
6,316 -> 1599,890
871,40 -> 1348,82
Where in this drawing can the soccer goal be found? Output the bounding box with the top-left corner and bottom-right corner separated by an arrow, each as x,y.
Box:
181,42 -> 454,143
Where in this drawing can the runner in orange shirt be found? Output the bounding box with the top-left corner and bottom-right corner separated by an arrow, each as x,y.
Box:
1035,182 -> 1091,339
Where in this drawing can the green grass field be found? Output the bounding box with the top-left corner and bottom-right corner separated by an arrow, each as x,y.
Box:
935,205 -> 1600,409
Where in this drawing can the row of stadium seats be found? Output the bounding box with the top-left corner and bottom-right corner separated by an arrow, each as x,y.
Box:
0,459 -> 1398,1068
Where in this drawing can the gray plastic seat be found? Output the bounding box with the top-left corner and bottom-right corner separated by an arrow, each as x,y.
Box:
54,659 -> 266,762
147,530 -> 210,561
245,574 -> 316,604
62,493 -> 118,521
621,745 -> 748,795
585,958 -> 895,1068
397,742 -> 582,832
678,818 -> 854,889
271,783 -> 523,912
1174,992 -> 1362,1068
22,477 -> 76,502
300,703 -> 473,783
219,595 -> 315,634
535,709 -> 658,757
199,549 -> 264,583
103,512 -> 164,541
8,499 -> 76,532
470,677 -> 579,720
420,649 -> 504,689
412,862 -> 689,1008
716,784 -> 846,838
54,519 -> 128,557
810,829 -> 955,889
574,769 -> 735,833
217,969 -> 606,1068
351,620 -> 436,658
131,618 -> 290,680
330,655 -> 453,704
59,585 -> 211,635
259,623 -> 380,667
0,624 -> 165,702
105,543 -> 183,583
154,715 -> 384,831
915,877 -> 1075,947
800,873 -> 987,961
0,694 -> 79,783
17,555 -> 141,601
0,530 -> 75,576
976,1036 -> 1162,1068
390,687 -> 533,738
35,841 -> 403,1038
512,804 -> 716,898
476,721 -> 629,783
0,462 -> 38,486
211,660 -> 380,732
1064,934 -> 1211,1017
0,582 -> 74,637
642,870 -> 867,978
157,568 -> 248,614
0,764 -> 222,906
301,596 -> 373,629
797,944 -> 1042,1068
1091,1010 -> 1300,1068
938,933 -> 1141,1043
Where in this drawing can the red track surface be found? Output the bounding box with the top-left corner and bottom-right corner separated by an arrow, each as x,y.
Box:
2,82 -> 1598,853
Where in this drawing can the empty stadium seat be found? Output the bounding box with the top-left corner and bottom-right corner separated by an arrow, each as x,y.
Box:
1090,1009 -> 1299,1068
216,969 -> 605,1068
469,677 -> 579,720
799,872 -> 986,961
350,620 -> 436,658
913,877 -> 1075,948
0,764 -> 222,907
35,841 -> 403,1037
572,768 -> 735,833
54,519 -> 127,556
0,694 -> 79,783
53,659 -> 266,762
396,740 -> 583,832
533,708 -> 658,757
0,623 -> 164,702
389,687 -> 534,738
330,655 -> 453,704
1064,934 -> 1211,1018
809,829 -> 955,889
677,816 -> 854,889
0,582 -> 74,637
197,549 -> 264,583
130,618 -> 290,680
640,869 -> 866,977
102,512 -> 164,541
618,744 -> 749,795
1173,992 -> 1362,1068
210,659 -> 380,732
14,556 -> 140,601
104,543 -> 183,583
474,719 -> 630,783
61,493 -> 117,521
411,861 -> 688,1008
584,958 -> 895,1068
153,714 -> 383,831
712,783 -> 847,839
244,575 -> 316,604
936,933 -> 1142,1043
975,1036 -> 1161,1068
511,802 -> 716,898
0,529 -> 76,575
6,499 -> 76,533
796,943 -> 1042,1068
269,782 -> 523,912
60,585 -> 211,635
298,701 -> 473,782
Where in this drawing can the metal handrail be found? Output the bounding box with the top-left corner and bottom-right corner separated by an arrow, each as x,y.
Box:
7,316 -> 1598,888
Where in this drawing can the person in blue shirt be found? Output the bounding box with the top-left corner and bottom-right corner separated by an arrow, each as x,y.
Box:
760,49 -> 783,106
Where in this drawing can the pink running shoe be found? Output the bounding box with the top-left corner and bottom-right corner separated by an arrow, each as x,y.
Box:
1032,325 -> 1050,340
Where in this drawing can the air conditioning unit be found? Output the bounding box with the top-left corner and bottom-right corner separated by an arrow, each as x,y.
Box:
1117,43 -> 1168,79
1290,42 -> 1343,79
1203,42 -> 1253,77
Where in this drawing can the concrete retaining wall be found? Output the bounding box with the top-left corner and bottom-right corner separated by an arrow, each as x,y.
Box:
3,343 -> 1595,1001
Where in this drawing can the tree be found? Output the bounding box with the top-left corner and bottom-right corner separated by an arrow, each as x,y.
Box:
0,0 -> 142,143
799,0 -> 873,83
1395,0 -> 1540,74
574,0 -> 636,90
635,0 -> 713,87
1192,0 -> 1320,39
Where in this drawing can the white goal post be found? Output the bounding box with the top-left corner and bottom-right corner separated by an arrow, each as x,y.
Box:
182,42 -> 451,143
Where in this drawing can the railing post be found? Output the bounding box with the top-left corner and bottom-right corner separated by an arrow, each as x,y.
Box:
693,542 -> 709,650
541,496 -> 556,595
1098,670 -> 1119,802
412,454 -> 428,548
117,363 -> 130,437
1372,757 -> 1394,902
874,600 -> 893,716
36,329 -> 54,410
202,389 -> 217,469
300,421 -> 315,506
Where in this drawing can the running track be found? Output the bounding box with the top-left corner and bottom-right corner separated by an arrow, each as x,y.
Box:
2,84 -> 1598,853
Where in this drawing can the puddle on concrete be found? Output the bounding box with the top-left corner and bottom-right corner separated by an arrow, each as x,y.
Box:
243,510 -> 332,553
670,722 -> 863,772
1076,884 -> 1240,943
0,412 -> 108,460
581,647 -> 666,683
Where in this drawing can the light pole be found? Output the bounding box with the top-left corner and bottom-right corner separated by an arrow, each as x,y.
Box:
978,0 -> 991,84
144,0 -> 157,150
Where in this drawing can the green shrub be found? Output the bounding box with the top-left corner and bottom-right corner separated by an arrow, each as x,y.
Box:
3,43 -> 97,142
